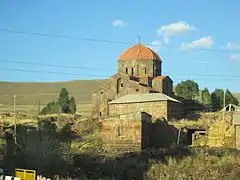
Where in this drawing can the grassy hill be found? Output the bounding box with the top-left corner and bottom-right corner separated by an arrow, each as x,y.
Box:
0,80 -> 239,116
0,79 -> 107,105
0,79 -> 107,116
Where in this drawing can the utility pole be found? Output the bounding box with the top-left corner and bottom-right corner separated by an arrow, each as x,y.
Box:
13,94 -> 16,135
38,100 -> 40,115
13,94 -> 17,148
223,90 -> 226,121
177,128 -> 181,146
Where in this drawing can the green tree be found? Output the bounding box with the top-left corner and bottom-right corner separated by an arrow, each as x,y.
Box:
175,80 -> 199,100
69,96 -> 77,114
210,89 -> 239,111
58,88 -> 70,113
225,89 -> 239,106
214,89 -> 224,109
201,88 -> 211,105
40,101 -> 60,115
211,92 -> 220,111
40,88 -> 77,115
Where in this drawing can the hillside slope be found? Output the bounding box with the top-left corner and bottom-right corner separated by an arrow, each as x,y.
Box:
0,79 -> 107,106
0,80 -> 239,116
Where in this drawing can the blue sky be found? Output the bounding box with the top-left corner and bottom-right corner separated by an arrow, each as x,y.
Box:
1,0 -> 240,92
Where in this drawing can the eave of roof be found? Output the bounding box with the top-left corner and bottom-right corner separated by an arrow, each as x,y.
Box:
109,93 -> 181,104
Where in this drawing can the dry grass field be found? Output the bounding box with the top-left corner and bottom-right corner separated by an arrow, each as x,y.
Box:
0,80 -> 239,117
0,79 -> 107,116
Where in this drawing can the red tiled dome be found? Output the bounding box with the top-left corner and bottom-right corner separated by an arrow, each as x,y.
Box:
118,44 -> 161,61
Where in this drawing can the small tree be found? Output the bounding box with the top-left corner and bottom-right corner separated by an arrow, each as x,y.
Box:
211,92 -> 220,111
175,80 -> 199,100
214,89 -> 224,109
40,101 -> 60,115
40,88 -> 77,115
69,97 -> 77,114
202,88 -> 211,105
225,89 -> 239,106
58,88 -> 70,113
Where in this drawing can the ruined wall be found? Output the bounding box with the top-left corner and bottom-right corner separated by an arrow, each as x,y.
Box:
207,120 -> 235,148
184,112 -> 236,148
101,119 -> 142,152
109,101 -> 169,120
118,59 -> 161,77
100,112 -> 152,152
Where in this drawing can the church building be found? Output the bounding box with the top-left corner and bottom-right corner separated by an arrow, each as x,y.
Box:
92,43 -> 182,120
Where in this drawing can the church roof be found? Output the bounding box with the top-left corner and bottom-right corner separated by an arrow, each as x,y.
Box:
154,76 -> 168,79
118,44 -> 162,61
109,93 -> 181,104
137,74 -> 152,78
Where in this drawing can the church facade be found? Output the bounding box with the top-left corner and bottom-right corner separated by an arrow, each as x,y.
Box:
92,43 -> 181,120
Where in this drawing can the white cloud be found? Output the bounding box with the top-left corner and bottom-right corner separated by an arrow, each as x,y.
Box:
180,36 -> 214,50
147,40 -> 162,51
226,43 -> 240,50
229,55 -> 240,61
112,20 -> 128,27
157,21 -> 198,43
163,37 -> 169,44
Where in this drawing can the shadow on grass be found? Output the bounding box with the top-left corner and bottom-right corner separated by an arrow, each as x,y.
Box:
3,118 -> 238,180
71,146 -> 194,180
2,118 -> 194,179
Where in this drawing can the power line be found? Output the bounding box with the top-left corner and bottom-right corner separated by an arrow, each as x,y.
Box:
2,28 -> 240,52
0,67 -> 110,77
1,58 -> 240,78
0,59 -> 117,71
0,28 -> 133,45
1,67 -> 240,81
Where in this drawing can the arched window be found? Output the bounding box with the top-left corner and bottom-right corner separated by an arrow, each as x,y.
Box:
131,68 -> 134,75
117,126 -> 124,136
125,68 -> 128,74
144,68 -> 147,74
117,78 -> 123,94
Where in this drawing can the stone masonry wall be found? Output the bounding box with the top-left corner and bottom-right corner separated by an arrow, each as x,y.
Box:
101,119 -> 142,152
188,112 -> 236,148
118,59 -> 161,77
152,77 -> 173,97
163,78 -> 173,97
92,74 -> 156,119
109,101 -> 168,120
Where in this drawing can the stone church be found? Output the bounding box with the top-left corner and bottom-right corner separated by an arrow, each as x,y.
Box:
92,43 -> 182,120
